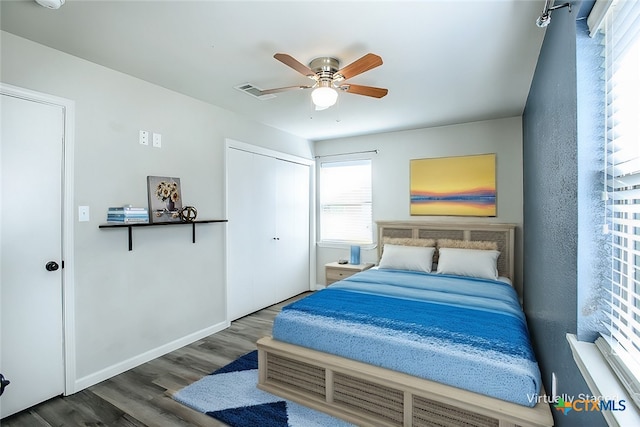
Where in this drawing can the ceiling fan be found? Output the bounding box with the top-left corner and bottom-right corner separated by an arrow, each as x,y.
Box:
258,53 -> 388,110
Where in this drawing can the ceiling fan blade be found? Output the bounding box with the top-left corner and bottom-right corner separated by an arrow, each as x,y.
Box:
335,53 -> 383,81
340,84 -> 388,98
274,53 -> 316,79
258,85 -> 313,95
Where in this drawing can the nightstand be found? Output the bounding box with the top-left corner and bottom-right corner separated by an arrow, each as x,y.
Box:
325,262 -> 375,286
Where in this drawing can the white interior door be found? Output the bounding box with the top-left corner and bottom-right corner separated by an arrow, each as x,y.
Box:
275,159 -> 310,301
226,148 -> 257,320
226,144 -> 311,320
1,93 -> 65,418
227,149 -> 279,319
252,154 -> 279,308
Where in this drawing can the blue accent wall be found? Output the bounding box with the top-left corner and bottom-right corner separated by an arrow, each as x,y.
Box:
522,3 -> 606,426
576,19 -> 608,343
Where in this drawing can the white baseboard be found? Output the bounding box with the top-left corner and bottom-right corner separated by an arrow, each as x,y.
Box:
70,320 -> 230,394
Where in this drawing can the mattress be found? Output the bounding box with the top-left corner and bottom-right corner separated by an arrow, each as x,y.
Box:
272,268 -> 542,407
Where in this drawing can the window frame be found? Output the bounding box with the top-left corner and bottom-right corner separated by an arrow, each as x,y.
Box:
316,157 -> 374,247
600,0 -> 640,408
577,0 -> 640,414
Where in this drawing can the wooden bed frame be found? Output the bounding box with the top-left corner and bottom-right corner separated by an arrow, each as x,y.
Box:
257,221 -> 553,427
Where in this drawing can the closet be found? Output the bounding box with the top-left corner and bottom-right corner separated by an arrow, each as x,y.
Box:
226,144 -> 311,320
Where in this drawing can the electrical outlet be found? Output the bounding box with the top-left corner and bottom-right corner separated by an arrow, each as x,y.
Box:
139,130 -> 149,146
152,133 -> 162,148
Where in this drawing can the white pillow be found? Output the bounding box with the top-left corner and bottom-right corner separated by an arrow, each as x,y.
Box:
436,248 -> 500,280
378,244 -> 435,273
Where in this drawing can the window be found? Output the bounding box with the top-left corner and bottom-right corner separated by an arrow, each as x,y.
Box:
319,160 -> 372,244
595,0 -> 640,407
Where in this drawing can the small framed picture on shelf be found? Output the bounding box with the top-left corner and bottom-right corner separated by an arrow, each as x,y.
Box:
147,176 -> 182,223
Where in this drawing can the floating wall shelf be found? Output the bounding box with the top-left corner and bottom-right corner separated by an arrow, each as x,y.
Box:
99,219 -> 228,251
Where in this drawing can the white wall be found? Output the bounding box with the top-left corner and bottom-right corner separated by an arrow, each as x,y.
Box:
314,117 -> 524,293
0,31 -> 312,391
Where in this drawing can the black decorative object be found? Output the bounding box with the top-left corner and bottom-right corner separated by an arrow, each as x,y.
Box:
180,206 -> 198,222
0,373 -> 10,396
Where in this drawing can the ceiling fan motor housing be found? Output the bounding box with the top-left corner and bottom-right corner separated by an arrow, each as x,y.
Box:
309,57 -> 340,83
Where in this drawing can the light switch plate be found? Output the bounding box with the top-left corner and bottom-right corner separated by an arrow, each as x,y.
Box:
152,133 -> 162,148
78,206 -> 90,222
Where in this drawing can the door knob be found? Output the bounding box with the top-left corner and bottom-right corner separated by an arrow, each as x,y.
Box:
0,374 -> 10,396
45,261 -> 59,271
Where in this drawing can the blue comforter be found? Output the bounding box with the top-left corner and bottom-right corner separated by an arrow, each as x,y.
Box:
272,269 -> 541,407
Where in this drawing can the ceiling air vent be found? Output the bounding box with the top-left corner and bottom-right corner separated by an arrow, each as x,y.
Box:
234,83 -> 276,100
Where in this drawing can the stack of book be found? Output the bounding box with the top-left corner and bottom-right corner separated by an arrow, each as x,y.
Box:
107,206 -> 149,224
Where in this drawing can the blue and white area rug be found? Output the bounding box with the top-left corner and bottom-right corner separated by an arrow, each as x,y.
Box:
172,350 -> 354,427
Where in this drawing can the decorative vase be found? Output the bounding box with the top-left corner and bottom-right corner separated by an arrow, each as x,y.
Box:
350,245 -> 361,265
166,199 -> 175,211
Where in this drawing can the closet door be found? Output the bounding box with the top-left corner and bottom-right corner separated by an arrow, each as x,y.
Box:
226,148 -> 257,320
274,159 -> 310,301
251,153 -> 279,308
227,146 -> 310,320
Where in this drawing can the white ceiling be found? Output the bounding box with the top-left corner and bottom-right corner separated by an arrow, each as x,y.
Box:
0,0 -> 548,141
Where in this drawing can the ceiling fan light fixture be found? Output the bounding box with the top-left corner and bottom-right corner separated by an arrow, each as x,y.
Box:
268,52 -> 387,107
311,86 -> 338,109
35,0 -> 65,9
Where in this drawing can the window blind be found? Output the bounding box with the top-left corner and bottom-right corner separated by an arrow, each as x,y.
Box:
600,0 -> 640,407
319,160 -> 372,244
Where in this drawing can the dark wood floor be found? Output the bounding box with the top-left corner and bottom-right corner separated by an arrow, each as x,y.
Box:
2,292 -> 311,427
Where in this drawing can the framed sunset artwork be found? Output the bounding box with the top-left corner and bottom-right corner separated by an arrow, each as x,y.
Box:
410,153 -> 496,217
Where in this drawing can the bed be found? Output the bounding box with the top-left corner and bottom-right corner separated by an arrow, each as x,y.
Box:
257,221 -> 553,427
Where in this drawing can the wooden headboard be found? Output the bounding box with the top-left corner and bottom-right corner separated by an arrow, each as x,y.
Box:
377,221 -> 516,280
